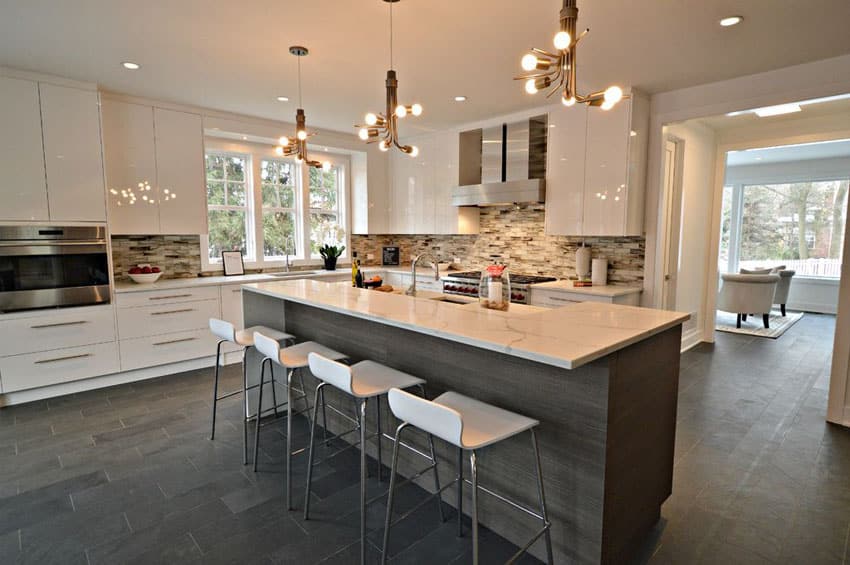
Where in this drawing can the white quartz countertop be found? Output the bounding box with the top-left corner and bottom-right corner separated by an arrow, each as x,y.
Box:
243,279 -> 688,370
113,270 -> 346,293
531,280 -> 643,297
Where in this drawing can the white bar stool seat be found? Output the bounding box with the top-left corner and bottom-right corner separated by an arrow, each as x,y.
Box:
252,332 -> 348,510
303,353 -> 443,565
383,388 -> 554,565
207,318 -> 295,465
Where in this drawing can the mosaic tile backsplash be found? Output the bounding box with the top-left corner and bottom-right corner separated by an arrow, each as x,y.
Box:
352,206 -> 645,284
111,235 -> 203,280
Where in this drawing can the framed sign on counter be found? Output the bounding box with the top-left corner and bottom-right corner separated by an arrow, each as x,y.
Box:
222,251 -> 245,276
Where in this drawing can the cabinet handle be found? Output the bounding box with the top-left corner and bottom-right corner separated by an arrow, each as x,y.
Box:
34,353 -> 92,364
150,308 -> 195,316
148,294 -> 193,301
30,320 -> 89,329
232,289 -> 242,293
547,296 -> 575,302
152,337 -> 197,347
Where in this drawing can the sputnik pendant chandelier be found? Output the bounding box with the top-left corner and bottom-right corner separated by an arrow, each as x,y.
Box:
515,0 -> 626,110
356,0 -> 421,157
274,46 -> 330,171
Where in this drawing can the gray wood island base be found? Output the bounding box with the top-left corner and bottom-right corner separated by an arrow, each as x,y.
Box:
241,280 -> 688,564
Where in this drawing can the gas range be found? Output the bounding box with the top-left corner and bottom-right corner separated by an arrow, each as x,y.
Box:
441,271 -> 557,304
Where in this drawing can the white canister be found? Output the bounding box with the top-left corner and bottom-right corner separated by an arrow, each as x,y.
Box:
591,258 -> 608,286
488,280 -> 503,305
576,246 -> 591,279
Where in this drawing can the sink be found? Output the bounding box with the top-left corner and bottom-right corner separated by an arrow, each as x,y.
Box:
269,270 -> 319,278
428,295 -> 476,305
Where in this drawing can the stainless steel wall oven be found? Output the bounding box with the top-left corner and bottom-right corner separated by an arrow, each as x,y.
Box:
0,226 -> 110,313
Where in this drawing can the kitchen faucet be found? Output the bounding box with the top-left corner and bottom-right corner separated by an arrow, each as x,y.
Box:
405,253 -> 440,296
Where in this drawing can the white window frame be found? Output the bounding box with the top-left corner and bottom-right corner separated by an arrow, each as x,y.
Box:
201,137 -> 350,272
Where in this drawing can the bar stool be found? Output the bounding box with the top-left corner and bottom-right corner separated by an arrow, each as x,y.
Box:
208,318 -> 294,465
383,388 -> 554,565
304,353 -> 445,565
252,331 -> 348,510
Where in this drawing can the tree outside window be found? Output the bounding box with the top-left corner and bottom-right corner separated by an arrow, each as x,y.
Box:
206,153 -> 251,261
308,165 -> 346,257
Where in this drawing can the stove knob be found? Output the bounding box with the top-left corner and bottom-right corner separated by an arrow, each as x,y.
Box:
466,287 -> 476,295
446,285 -> 455,291
517,294 -> 525,301
511,293 -> 518,300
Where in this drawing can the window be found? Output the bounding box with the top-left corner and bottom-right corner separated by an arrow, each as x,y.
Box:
308,164 -> 345,257
202,142 -> 348,270
720,179 -> 849,278
205,153 -> 251,261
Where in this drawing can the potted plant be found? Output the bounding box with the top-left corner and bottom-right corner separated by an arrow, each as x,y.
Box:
319,243 -> 345,271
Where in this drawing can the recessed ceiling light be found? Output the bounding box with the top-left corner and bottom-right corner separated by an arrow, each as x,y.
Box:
454,96 -> 467,102
121,61 -> 140,70
276,96 -> 290,102
719,15 -> 743,27
753,103 -> 801,117
241,136 -> 248,140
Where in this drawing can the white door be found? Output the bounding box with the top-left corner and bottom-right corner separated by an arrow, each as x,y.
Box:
102,100 -> 160,234
660,138 -> 684,310
0,76 -> 48,221
40,84 -> 106,222
155,108 -> 207,234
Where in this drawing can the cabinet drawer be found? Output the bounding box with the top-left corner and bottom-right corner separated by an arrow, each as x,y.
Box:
0,342 -> 119,393
116,285 -> 219,308
0,306 -> 116,356
530,289 -> 614,308
119,329 -> 218,371
117,298 -> 220,340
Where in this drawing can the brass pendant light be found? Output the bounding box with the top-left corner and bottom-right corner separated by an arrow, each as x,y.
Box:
275,46 -> 330,171
356,0 -> 421,157
515,0 -> 626,109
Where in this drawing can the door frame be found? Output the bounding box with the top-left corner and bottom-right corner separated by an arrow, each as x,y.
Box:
659,136 -> 685,311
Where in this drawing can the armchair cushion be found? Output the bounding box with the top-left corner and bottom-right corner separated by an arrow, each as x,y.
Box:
718,273 -> 780,315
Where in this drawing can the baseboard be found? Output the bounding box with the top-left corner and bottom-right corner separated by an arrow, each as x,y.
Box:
0,352 -> 243,407
680,328 -> 703,353
786,301 -> 837,315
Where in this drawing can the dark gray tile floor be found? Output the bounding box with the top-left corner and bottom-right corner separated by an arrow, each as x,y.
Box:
1,313 -> 848,564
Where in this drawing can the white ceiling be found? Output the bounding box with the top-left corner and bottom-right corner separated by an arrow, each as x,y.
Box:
2,0 -> 850,134
727,138 -> 850,166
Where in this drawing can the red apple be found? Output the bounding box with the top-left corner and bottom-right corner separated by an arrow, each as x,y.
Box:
151,267 -> 161,273
141,266 -> 152,274
128,267 -> 142,274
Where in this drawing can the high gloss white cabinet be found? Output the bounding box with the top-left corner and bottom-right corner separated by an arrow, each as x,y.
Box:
386,131 -> 478,235
545,91 -> 649,236
0,76 -> 49,221
102,99 -> 160,233
39,84 -> 106,222
103,99 -> 206,235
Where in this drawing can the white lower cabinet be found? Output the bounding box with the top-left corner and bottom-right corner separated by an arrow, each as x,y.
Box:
119,329 -> 219,371
219,284 -> 246,353
0,305 -> 116,357
529,287 -> 641,308
0,342 -> 120,393
116,299 -> 220,340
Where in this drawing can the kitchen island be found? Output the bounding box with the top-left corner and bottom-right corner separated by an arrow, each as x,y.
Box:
241,279 -> 688,564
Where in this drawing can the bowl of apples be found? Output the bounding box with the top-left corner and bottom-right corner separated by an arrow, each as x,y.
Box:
127,264 -> 163,284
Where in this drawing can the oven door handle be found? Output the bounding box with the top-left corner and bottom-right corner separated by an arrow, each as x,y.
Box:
0,243 -> 107,256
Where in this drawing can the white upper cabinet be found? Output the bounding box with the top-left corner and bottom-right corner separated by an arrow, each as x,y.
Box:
102,99 -> 160,234
0,76 -> 48,221
39,84 -> 106,222
545,91 -> 649,236
545,104 -> 587,236
154,108 -> 206,234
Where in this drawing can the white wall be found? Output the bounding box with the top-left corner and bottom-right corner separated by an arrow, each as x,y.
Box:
665,121 -> 717,348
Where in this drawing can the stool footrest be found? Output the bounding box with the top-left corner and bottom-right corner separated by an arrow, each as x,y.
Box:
461,478 -> 545,522
506,523 -> 552,565
215,389 -> 242,401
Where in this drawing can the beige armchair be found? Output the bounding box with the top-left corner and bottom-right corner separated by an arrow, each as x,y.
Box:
718,273 -> 780,328
740,266 -> 795,316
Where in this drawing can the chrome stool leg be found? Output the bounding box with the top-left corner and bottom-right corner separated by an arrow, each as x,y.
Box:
531,429 -> 554,565
376,395 -> 383,482
303,382 -> 326,520
242,346 -> 249,465
427,433 -> 446,523
457,447 -> 464,537
470,450 -> 479,565
286,367 -> 294,510
209,340 -> 224,440
359,397 -> 368,565
380,421 -> 409,565
252,357 -> 269,472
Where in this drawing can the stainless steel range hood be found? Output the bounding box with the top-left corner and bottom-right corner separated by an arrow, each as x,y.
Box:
452,114 -> 547,206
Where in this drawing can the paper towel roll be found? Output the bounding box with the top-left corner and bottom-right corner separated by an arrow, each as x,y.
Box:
591,258 -> 608,286
576,246 -> 591,279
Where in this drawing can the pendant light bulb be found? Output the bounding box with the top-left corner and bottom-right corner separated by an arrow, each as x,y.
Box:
295,156 -> 303,164
358,128 -> 370,141
322,161 -> 331,172
562,96 -> 576,107
274,146 -> 284,156
395,105 -> 407,118
604,86 -> 623,105
409,145 -> 419,157
379,140 -> 389,152
553,31 -> 572,50
411,103 -> 423,116
278,136 -> 290,146
297,130 -> 308,141
525,78 -> 538,95
521,53 -> 538,71
365,113 -> 378,126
